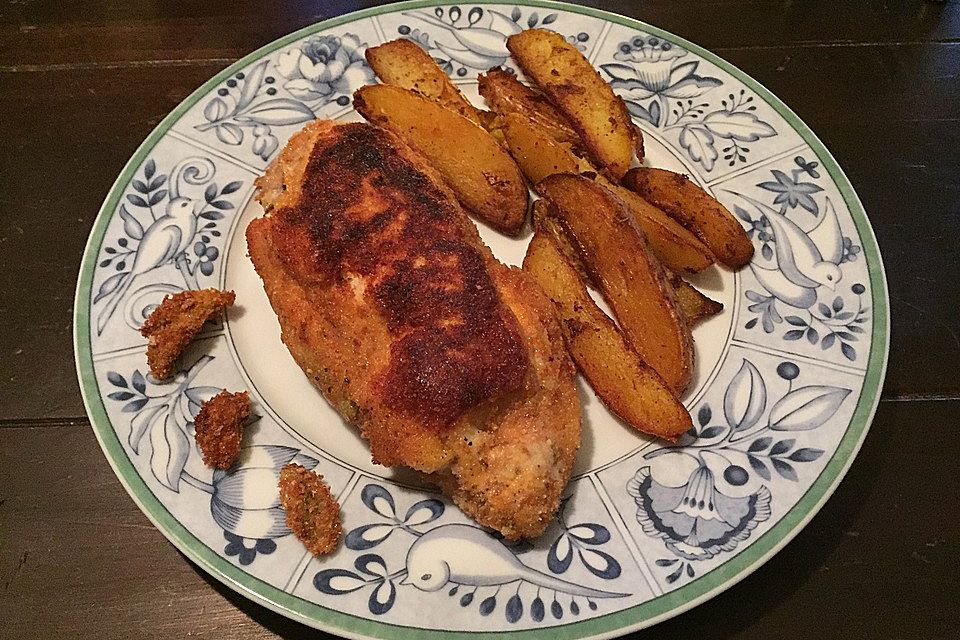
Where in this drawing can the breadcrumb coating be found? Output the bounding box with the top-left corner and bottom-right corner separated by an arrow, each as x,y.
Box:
193,390 -> 250,469
279,464 -> 342,556
139,288 -> 235,379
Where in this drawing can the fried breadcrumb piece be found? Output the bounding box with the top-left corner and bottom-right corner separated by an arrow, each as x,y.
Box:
139,288 -> 235,379
194,390 -> 250,469
279,464 -> 343,556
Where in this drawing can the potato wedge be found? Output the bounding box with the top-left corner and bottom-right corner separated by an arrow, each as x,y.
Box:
536,198 -> 720,327
478,67 -> 580,146
498,112 -> 593,183
607,183 -> 714,274
354,84 -> 528,235
523,229 -> 692,440
669,274 -> 724,325
498,113 -> 713,273
532,199 -> 589,278
537,174 -> 694,393
365,39 -> 484,125
623,168 -> 754,268
507,29 -> 640,178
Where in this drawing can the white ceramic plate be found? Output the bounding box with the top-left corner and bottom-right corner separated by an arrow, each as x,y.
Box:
74,2 -> 889,638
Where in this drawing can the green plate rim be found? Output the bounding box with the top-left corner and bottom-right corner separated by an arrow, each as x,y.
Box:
73,1 -> 889,638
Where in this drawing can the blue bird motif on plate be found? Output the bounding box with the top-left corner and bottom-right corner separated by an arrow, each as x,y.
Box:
402,523 -> 628,599
96,158 -> 217,334
740,193 -> 844,308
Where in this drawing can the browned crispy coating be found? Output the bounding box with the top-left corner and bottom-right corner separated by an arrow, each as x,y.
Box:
279,463 -> 342,556
248,120 -> 580,539
139,288 -> 235,379
193,390 -> 250,469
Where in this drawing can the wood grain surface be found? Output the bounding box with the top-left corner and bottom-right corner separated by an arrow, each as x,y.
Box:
1,1 -> 958,638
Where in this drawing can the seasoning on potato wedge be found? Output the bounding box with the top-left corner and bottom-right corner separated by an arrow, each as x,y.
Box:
496,112 -> 712,272
507,29 -> 641,178
523,227 -> 692,441
536,174 -> 694,393
365,39 -> 484,125
622,167 -> 755,268
478,67 -> 580,146
536,197 -> 720,328
497,112 -> 593,182
354,84 -> 528,235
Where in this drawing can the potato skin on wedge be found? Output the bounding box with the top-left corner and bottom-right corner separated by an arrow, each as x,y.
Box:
622,167 -> 754,268
601,181 -> 714,274
537,197 -> 720,328
365,39 -> 484,125
478,67 -> 580,146
507,29 -> 640,179
523,227 -> 691,441
354,84 -> 528,235
536,174 -> 694,393
497,113 -> 713,273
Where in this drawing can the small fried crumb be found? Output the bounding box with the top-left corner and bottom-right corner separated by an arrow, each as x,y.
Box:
194,390 -> 250,469
279,464 -> 342,556
140,288 -> 236,379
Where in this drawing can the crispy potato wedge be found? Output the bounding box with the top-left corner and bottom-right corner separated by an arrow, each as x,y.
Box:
498,112 -> 593,182
623,168 -> 754,268
601,181 -> 714,274
532,199 -> 589,278
507,29 -> 640,178
478,67 -> 580,146
523,229 -> 691,440
354,84 -> 528,235
537,174 -> 694,393
669,274 -> 724,325
535,198 -> 720,327
498,113 -> 712,272
365,39 -> 484,125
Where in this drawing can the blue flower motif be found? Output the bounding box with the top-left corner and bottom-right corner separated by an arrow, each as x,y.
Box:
627,465 -> 771,561
840,236 -> 861,263
547,498 -> 621,580
315,554 -> 401,615
757,169 -> 823,214
193,242 -> 219,276
602,37 -> 721,101
223,531 -> 277,566
793,155 -> 820,179
276,33 -> 374,101
210,445 -> 318,541
344,484 -> 444,551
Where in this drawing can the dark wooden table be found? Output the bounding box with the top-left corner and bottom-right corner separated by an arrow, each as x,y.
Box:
1,1 -> 958,638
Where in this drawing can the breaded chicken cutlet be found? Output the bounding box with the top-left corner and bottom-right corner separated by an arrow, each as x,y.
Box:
246,120 -> 580,539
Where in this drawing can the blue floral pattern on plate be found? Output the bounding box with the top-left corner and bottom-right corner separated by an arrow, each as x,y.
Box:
76,4 -> 885,637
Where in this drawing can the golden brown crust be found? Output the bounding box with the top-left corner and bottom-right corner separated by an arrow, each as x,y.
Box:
352,85 -> 529,236
262,122 -> 529,428
279,464 -> 342,556
366,39 -> 484,124
668,273 -> 724,325
248,120 -> 580,538
478,67 -> 581,147
622,168 -> 754,268
139,288 -> 235,379
537,174 -> 695,394
506,29 -> 636,179
193,390 -> 250,469
523,229 -> 691,441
